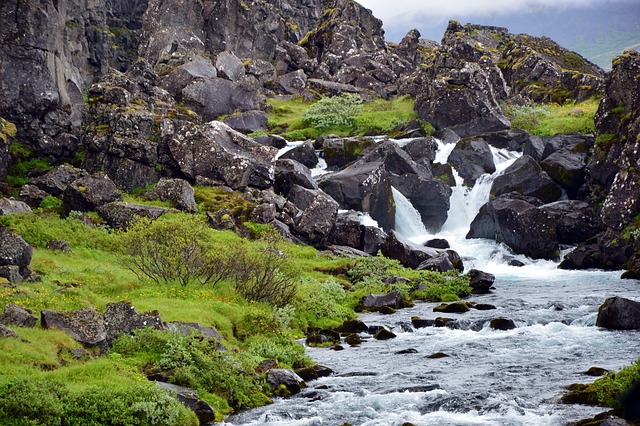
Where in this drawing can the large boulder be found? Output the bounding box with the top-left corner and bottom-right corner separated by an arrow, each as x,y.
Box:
467,195 -> 559,260
0,304 -> 37,328
491,155 -> 562,203
279,141 -> 318,169
466,269 -> 495,294
448,138 -> 496,186
155,382 -> 216,425
215,51 -> 245,82
540,149 -> 587,198
169,121 -> 277,190
274,159 -> 318,197
320,160 -> 395,231
41,308 -> 106,346
0,198 -> 32,216
596,297 -> 640,330
63,173 -> 123,213
288,186 -> 339,246
382,230 -> 452,269
223,110 -> 269,134
103,301 -> 165,347
98,201 -> 168,229
358,291 -> 405,312
181,78 -> 261,121
149,178 -> 197,212
0,226 -> 32,268
266,368 -> 306,395
31,164 -> 88,197
158,55 -> 218,97
320,136 -> 373,170
539,200 -> 601,244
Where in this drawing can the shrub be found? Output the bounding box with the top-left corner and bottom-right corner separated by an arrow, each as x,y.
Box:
121,216 -> 233,287
228,237 -> 300,307
302,94 -> 363,129
413,270 -> 471,302
347,252 -> 403,284
245,334 -> 309,367
294,278 -> 353,322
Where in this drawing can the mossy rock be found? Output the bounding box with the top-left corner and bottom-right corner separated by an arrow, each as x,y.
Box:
433,302 -> 470,313
344,333 -> 362,346
374,328 -> 396,340
561,383 -> 599,405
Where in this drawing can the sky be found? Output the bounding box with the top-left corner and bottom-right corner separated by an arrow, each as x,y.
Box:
357,0 -> 638,42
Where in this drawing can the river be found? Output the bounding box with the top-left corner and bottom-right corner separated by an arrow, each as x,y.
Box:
224,139 -> 640,425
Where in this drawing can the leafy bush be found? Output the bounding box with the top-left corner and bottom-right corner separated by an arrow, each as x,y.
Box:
347,253 -> 404,284
503,98 -> 598,136
294,278 -> 353,323
245,334 -> 309,367
302,94 -> 363,129
121,216 -> 233,287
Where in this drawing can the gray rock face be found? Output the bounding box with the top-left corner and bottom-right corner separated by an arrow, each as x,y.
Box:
169,121 -> 277,190
158,55 -> 218,97
359,291 -> 405,312
0,325 -> 21,340
0,304 -> 37,328
155,382 -> 216,424
541,149 -> 587,198
0,0 -> 148,160
0,226 -> 32,268
149,178 -> 197,212
382,230 -> 442,269
596,297 -> 640,330
216,51 -> 245,82
41,307 -> 107,346
266,369 -> 306,395
63,173 -> 123,213
467,269 -> 495,294
167,321 -> 222,342
491,155 -> 562,203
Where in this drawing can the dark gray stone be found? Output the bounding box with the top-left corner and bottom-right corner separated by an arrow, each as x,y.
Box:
596,297 -> 640,330
0,304 -> 37,328
63,173 -> 123,213
149,178 -> 197,213
41,307 -> 107,346
156,382 -> 216,424
266,368 -> 306,395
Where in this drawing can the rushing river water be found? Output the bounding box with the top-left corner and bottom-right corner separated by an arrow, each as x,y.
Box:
225,139 -> 640,425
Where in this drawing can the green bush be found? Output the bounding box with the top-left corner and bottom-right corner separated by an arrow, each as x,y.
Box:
121,216 -> 233,287
0,378 -> 196,426
294,278 -> 353,323
592,359 -> 640,409
302,94 -> 363,129
245,334 -> 310,367
347,252 -> 404,284
110,328 -> 270,411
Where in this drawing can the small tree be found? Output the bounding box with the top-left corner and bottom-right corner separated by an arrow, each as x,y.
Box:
122,216 -> 232,287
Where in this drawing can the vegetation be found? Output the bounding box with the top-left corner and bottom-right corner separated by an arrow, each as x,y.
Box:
265,94 -> 433,140
503,98 -> 599,136
0,186 -> 472,422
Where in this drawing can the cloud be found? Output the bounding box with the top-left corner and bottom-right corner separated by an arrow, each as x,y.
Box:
359,0 -> 632,27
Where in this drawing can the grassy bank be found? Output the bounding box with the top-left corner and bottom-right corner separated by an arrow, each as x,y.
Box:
264,94 -> 433,140
503,98 -> 599,136
0,189 -> 471,424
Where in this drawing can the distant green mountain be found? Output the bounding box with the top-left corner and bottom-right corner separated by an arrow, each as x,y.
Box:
382,1 -> 640,70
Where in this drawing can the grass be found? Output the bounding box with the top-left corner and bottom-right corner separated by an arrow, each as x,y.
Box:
266,95 -> 431,140
0,189 -> 471,422
504,98 -> 599,136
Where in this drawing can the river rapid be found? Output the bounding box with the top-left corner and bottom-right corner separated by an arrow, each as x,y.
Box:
225,139 -> 640,426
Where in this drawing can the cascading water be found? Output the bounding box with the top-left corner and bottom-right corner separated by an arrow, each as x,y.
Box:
225,138 -> 640,426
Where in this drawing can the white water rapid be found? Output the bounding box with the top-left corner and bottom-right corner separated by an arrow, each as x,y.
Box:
225,138 -> 640,426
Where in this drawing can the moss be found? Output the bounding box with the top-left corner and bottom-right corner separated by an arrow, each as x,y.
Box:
0,117 -> 17,143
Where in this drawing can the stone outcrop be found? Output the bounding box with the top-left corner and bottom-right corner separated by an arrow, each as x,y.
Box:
63,173 -> 123,213
448,138 -> 496,186
148,178 -> 197,212
97,201 -> 168,229
103,301 -> 164,346
491,155 -> 562,203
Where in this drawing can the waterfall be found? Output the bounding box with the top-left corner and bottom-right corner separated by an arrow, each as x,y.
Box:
391,187 -> 427,237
